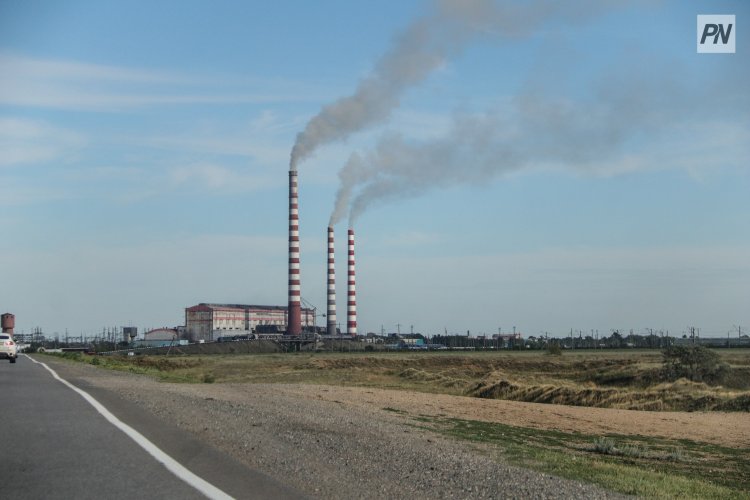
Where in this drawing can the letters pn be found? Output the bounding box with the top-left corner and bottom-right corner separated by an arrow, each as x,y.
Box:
700,23 -> 733,45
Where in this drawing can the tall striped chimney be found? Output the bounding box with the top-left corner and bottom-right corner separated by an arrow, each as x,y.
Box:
287,170 -> 302,336
347,228 -> 357,337
326,226 -> 337,336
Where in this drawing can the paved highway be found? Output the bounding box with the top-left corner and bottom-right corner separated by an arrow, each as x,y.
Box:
0,355 -> 303,500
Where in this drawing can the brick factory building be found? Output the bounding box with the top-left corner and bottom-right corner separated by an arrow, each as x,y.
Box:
185,303 -> 315,341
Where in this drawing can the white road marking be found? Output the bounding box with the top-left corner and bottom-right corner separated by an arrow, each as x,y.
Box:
26,355 -> 234,500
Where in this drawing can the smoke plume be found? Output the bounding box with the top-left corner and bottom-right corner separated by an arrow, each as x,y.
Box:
337,65 -> 748,226
323,0 -> 642,224
291,0 -> 609,171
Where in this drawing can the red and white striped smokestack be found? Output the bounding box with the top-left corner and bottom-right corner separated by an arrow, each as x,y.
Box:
326,226 -> 337,336
287,170 -> 302,336
347,228 -> 357,337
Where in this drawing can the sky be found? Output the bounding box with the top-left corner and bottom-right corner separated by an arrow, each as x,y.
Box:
1,0 -> 748,339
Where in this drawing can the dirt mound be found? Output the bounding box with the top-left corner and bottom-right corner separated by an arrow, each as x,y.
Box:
469,377 -> 750,412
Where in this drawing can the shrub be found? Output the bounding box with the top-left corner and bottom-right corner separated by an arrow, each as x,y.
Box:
547,342 -> 562,356
661,345 -> 729,384
25,343 -> 42,353
592,437 -> 616,455
665,447 -> 686,462
590,438 -> 647,458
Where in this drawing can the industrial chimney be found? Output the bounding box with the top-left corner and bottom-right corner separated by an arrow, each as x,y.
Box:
347,229 -> 357,337
287,170 -> 302,336
326,226 -> 337,336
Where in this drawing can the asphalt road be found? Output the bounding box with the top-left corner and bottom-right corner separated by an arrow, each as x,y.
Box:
0,355 -> 303,500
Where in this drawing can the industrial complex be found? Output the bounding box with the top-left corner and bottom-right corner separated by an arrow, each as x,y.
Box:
171,168 -> 354,344
185,303 -> 315,342
4,162 -> 364,348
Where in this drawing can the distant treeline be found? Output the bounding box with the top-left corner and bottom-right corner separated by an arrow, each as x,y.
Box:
427,332 -> 749,350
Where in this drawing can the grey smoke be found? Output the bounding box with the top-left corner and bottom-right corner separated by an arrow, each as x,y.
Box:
336,63 -> 748,226
291,0 -> 614,171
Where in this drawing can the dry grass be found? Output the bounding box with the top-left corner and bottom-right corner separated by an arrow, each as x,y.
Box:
468,376 -> 750,411
70,349 -> 750,412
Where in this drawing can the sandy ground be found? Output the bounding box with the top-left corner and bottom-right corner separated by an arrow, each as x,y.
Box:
275,384 -> 750,448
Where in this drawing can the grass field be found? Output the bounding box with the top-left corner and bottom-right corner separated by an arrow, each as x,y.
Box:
417,415 -> 750,499
63,348 -> 750,411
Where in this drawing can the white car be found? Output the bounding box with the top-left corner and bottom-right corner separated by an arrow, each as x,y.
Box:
0,334 -> 17,363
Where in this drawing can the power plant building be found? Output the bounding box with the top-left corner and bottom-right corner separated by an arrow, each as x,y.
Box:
185,303 -> 315,341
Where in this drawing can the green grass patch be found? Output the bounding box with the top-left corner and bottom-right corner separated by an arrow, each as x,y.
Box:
418,417 -> 749,499
42,352 -> 208,383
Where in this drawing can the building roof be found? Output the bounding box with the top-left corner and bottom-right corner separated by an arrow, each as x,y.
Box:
143,328 -> 179,340
186,303 -> 313,313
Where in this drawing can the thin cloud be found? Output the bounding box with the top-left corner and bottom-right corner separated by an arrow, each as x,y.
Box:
141,123 -> 292,164
0,52 -> 181,83
0,117 -> 86,167
168,163 -> 279,193
0,182 -> 73,206
0,52 -> 330,111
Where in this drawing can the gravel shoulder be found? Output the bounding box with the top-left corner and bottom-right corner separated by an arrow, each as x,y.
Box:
37,356 -> 652,499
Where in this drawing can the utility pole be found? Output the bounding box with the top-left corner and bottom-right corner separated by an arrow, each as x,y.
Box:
570,328 -> 573,349
690,327 -> 700,345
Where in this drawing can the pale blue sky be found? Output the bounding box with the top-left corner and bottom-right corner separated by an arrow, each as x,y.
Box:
1,0 -> 748,338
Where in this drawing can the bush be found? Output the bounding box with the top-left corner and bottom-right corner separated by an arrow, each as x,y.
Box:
590,438 -> 647,458
25,343 -> 42,353
661,345 -> 729,384
592,437 -> 616,454
547,342 -> 562,356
